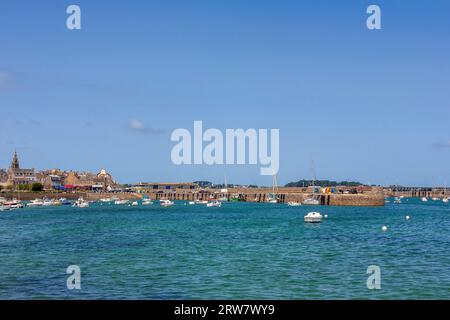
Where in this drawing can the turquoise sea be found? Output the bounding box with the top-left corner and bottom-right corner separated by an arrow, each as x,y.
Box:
0,199 -> 449,299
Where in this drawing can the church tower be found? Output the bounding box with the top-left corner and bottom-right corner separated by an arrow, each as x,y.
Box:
11,151 -> 20,169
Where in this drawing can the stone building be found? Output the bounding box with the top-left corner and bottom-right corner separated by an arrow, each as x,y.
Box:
6,151 -> 37,186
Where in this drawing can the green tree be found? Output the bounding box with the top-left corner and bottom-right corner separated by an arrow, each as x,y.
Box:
31,183 -> 44,192
18,184 -> 31,191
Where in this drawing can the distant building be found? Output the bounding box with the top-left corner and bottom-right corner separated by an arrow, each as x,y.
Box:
6,151 -> 37,186
0,169 -> 8,187
63,169 -> 116,191
133,182 -> 197,192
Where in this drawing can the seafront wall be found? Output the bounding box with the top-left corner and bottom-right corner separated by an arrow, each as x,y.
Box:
149,188 -> 385,207
1,188 -> 385,206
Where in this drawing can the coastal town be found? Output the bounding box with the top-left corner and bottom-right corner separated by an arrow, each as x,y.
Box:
1,151 -> 449,209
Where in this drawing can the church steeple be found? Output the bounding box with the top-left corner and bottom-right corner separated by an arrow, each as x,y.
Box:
11,151 -> 20,169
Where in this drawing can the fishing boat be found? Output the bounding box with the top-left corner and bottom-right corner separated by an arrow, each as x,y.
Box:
72,198 -> 89,208
160,199 -> 174,207
304,211 -> 323,223
287,201 -> 301,207
206,201 -> 222,207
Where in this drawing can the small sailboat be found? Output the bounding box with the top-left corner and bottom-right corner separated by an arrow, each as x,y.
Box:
304,211 -> 323,223
266,174 -> 279,203
302,160 -> 320,206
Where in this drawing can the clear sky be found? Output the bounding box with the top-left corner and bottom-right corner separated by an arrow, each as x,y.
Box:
1,0 -> 449,186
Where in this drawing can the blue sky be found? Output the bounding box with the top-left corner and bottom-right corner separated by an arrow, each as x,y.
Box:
0,0 -> 449,186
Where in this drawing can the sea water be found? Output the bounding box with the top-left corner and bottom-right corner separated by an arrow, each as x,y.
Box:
0,199 -> 449,299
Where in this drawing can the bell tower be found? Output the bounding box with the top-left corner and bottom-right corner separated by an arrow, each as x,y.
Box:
11,151 -> 20,169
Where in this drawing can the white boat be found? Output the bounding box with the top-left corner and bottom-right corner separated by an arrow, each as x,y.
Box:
43,199 -> 55,206
266,174 -> 279,203
287,201 -> 301,207
304,211 -> 323,223
421,197 -> 428,202
188,201 -> 196,205
4,200 -> 24,209
142,199 -> 153,205
99,198 -> 113,203
206,201 -> 222,207
27,199 -> 44,207
394,198 -> 402,204
432,197 -> 439,201
443,198 -> 449,203
160,200 -> 174,207
131,201 -> 139,206
59,198 -> 72,206
73,198 -> 89,208
114,200 -> 130,205
303,198 -> 320,205
0,205 -> 11,211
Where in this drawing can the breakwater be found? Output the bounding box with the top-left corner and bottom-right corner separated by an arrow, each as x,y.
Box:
1,188 -> 385,206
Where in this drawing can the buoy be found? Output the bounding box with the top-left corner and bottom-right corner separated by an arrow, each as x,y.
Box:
382,226 -> 388,232
324,214 -> 328,218
406,215 -> 410,220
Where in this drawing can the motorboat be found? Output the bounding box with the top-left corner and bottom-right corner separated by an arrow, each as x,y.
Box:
443,198 -> 449,203
59,198 -> 72,206
142,199 -> 153,205
206,201 -> 222,207
27,199 -> 44,207
421,197 -> 428,202
4,199 -> 24,209
287,201 -> 301,207
188,201 -> 196,205
304,211 -> 323,223
160,199 -> 174,207
131,201 -> 139,206
114,200 -> 130,205
73,198 -> 89,208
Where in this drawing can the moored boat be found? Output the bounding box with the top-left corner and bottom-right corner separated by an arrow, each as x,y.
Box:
160,199 -> 174,207
304,211 -> 323,223
287,201 -> 301,207
73,198 -> 89,208
206,201 -> 221,207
